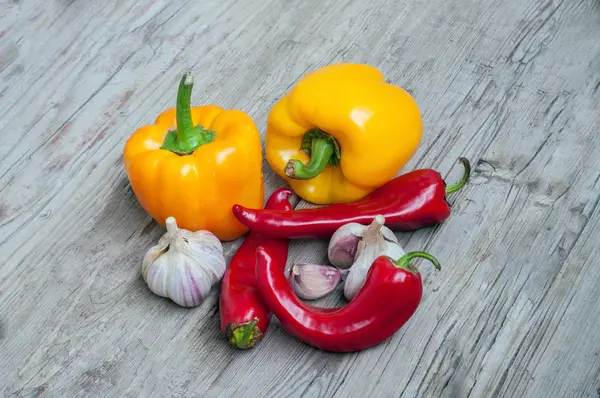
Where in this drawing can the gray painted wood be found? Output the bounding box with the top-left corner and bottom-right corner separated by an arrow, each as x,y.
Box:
1,0 -> 599,396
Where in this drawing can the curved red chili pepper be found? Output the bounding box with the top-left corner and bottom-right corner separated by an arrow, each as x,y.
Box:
219,188 -> 293,349
255,246 -> 441,352
233,158 -> 470,239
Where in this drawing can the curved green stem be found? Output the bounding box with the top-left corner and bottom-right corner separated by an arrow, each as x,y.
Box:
160,71 -> 215,155
395,251 -> 441,272
445,157 -> 471,195
176,72 -> 196,139
285,138 -> 335,179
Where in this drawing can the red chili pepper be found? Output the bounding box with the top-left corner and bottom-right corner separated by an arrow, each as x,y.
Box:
219,188 -> 293,349
233,158 -> 470,239
255,246 -> 440,352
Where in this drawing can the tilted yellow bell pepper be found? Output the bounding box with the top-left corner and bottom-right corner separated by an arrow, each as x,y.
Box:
265,63 -> 423,204
123,72 -> 264,241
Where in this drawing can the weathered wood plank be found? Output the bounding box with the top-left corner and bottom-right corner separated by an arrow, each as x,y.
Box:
1,0 -> 599,396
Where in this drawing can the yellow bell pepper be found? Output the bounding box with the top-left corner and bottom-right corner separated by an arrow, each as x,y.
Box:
123,72 -> 264,241
265,63 -> 423,205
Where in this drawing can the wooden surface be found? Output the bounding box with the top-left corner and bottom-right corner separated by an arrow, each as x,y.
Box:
1,0 -> 599,396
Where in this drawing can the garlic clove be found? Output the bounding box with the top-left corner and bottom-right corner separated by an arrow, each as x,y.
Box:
344,215 -> 392,301
328,233 -> 361,269
352,215 -> 387,260
142,243 -> 169,282
383,240 -> 406,261
380,226 -> 399,243
168,252 -> 214,307
289,264 -> 342,300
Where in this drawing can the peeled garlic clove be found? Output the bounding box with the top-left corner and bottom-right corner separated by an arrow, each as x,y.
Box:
289,264 -> 342,300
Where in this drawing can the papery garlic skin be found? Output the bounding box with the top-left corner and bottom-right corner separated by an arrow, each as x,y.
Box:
343,215 -> 406,301
328,219 -> 398,269
327,227 -> 361,269
290,264 -> 342,300
142,217 -> 226,307
382,240 -> 406,263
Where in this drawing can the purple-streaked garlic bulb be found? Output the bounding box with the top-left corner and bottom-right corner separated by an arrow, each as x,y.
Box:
141,217 -> 226,307
341,215 -> 406,301
327,216 -> 399,269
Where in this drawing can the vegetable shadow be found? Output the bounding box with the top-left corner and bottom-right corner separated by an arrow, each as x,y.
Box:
91,173 -> 163,245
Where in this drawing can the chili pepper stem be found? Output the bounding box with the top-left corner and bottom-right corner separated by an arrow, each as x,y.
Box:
395,251 -> 441,272
445,157 -> 471,195
286,138 -> 335,179
226,319 -> 262,349
160,71 -> 215,155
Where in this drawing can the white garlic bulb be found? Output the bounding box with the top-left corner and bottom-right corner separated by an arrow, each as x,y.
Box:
327,218 -> 398,269
142,217 -> 226,307
342,215 -> 406,301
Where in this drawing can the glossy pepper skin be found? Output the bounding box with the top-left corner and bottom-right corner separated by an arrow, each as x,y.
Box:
233,158 -> 470,239
219,188 -> 293,349
255,246 -> 440,352
123,72 -> 264,241
265,63 -> 423,205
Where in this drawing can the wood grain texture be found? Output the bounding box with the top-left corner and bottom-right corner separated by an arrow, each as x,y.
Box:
1,0 -> 599,397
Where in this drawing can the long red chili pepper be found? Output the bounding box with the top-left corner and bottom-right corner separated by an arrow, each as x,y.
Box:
219,188 -> 293,349
255,246 -> 440,352
233,158 -> 470,239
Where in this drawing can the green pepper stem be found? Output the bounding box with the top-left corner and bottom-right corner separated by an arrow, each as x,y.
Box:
160,71 -> 215,155
395,251 -> 441,272
445,157 -> 471,195
227,319 -> 261,349
285,138 -> 334,179
176,72 -> 196,141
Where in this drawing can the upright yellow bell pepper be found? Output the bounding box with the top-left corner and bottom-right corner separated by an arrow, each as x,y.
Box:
265,63 -> 423,204
123,72 -> 264,241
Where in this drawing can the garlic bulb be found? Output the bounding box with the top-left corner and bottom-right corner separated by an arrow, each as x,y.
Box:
341,215 -> 406,301
327,217 -> 398,268
289,264 -> 343,300
142,217 -> 226,307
